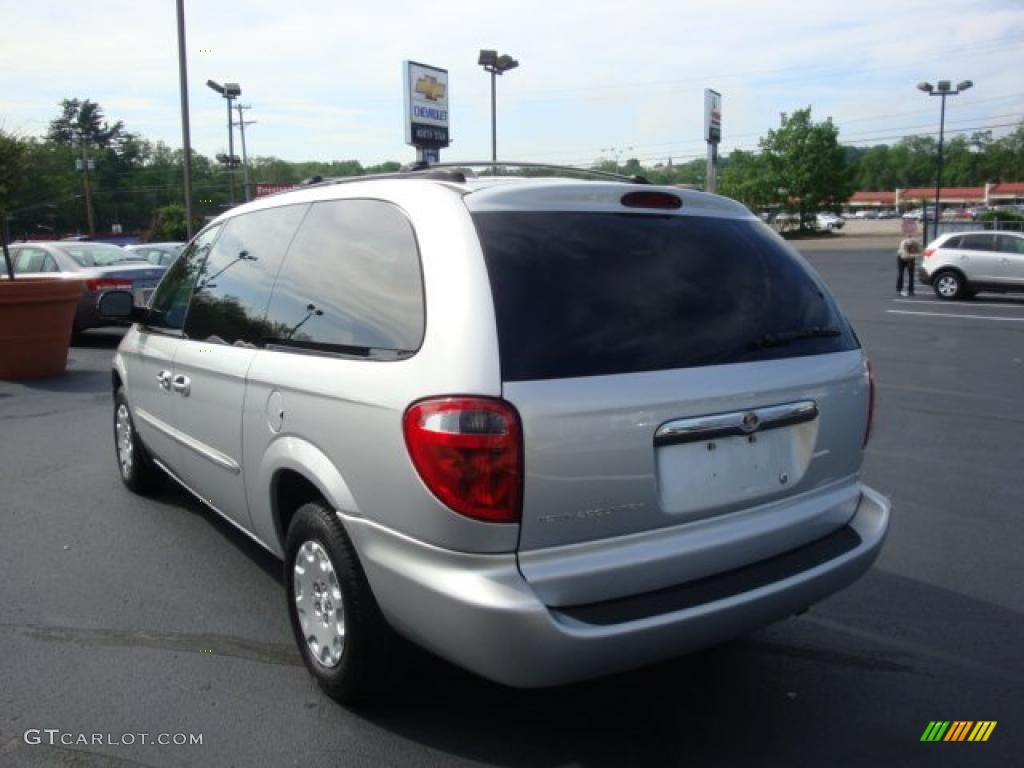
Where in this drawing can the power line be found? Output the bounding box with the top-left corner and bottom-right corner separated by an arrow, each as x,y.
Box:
546,121 -> 1023,167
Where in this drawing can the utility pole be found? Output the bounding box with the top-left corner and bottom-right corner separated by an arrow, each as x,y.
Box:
77,134 -> 96,236
235,104 -> 255,202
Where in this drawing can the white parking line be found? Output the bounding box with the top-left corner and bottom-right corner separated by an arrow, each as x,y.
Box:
886,309 -> 1024,322
893,298 -> 1024,311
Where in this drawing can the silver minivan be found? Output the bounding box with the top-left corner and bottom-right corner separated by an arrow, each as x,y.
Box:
103,166 -> 890,703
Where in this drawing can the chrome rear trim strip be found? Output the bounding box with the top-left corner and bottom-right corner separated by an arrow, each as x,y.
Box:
654,400 -> 818,447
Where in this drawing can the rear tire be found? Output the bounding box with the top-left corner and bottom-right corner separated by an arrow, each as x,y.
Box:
113,388 -> 164,494
285,501 -> 407,704
932,270 -> 967,300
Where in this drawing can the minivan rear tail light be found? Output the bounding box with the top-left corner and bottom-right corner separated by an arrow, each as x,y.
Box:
85,278 -> 133,292
922,247 -> 935,259
403,397 -> 522,523
863,361 -> 875,448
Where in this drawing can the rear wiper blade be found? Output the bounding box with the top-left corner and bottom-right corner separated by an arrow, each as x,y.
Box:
748,327 -> 841,350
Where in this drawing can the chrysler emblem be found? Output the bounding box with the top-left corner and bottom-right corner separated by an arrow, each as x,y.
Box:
741,412 -> 760,433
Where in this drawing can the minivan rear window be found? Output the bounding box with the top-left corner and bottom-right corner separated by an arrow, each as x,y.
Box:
472,212 -> 857,381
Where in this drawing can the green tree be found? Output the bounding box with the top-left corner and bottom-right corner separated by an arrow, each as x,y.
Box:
719,149 -> 772,209
760,108 -> 853,229
152,203 -> 189,241
47,98 -> 126,149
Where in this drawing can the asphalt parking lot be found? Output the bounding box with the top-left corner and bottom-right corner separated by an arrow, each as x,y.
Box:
1,245 -> 1022,767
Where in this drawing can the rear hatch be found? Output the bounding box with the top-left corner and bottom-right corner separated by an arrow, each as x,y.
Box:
467,185 -> 869,602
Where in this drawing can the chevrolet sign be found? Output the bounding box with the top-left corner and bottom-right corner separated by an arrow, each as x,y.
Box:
404,60 -> 450,150
415,75 -> 446,102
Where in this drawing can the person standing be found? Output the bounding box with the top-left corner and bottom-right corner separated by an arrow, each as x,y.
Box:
896,237 -> 920,297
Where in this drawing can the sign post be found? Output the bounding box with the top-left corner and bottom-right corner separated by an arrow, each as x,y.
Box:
404,61 -> 450,165
704,88 -> 722,194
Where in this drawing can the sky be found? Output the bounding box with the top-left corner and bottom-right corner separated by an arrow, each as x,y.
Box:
1,0 -> 1023,168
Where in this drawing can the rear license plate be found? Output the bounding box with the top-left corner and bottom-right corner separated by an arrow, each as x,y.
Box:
655,427 -> 811,518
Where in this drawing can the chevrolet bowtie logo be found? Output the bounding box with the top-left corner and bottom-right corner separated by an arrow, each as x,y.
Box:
415,76 -> 446,101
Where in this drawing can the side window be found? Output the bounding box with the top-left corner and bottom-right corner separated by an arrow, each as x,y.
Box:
147,225 -> 222,331
183,204 -> 308,346
961,234 -> 995,252
996,235 -> 1024,255
264,199 -> 425,356
944,236 -> 963,250
13,248 -> 57,274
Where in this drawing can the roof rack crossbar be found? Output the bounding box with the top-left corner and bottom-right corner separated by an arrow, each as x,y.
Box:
402,161 -> 650,185
298,168 -> 468,189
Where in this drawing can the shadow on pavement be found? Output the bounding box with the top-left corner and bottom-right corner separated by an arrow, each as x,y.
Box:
72,327 -> 127,348
156,479 -> 284,587
346,570 -> 1021,767
20,365 -> 111,394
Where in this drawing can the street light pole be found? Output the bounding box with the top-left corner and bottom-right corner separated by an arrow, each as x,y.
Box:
207,80 -> 242,206
490,69 -> 497,164
226,96 -> 235,204
917,79 -> 973,242
175,0 -> 194,239
478,50 -> 518,168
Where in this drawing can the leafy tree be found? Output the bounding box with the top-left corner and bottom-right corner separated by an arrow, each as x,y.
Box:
152,203 -> 189,240
47,98 -> 126,149
719,150 -> 773,209
759,108 -> 853,228
0,129 -> 30,215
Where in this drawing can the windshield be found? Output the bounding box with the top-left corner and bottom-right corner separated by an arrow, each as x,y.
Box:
57,244 -> 144,267
472,212 -> 858,381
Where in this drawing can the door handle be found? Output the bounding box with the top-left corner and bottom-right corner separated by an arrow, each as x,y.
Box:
157,370 -> 172,390
171,374 -> 191,397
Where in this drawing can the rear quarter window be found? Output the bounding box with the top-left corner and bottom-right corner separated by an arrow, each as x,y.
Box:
472,212 -> 857,381
263,199 -> 425,357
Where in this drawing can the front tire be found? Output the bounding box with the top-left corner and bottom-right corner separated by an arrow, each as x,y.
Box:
285,501 -> 406,703
933,270 -> 967,300
113,388 -> 164,494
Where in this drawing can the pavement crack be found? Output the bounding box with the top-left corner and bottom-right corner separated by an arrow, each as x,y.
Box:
745,638 -> 914,673
0,623 -> 302,667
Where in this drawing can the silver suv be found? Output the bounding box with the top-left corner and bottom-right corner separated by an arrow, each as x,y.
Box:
102,166 -> 890,702
921,230 -> 1024,299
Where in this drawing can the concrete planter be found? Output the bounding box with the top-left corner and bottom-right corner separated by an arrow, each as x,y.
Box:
0,276 -> 85,379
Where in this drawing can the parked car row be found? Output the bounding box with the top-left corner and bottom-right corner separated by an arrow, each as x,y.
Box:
763,211 -> 845,231
1,241 -> 182,335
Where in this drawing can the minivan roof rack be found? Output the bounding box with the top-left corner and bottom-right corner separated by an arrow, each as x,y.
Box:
401,161 -> 650,185
297,168 -> 468,189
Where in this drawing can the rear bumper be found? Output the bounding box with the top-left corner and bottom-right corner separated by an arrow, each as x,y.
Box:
917,267 -> 932,285
343,484 -> 889,688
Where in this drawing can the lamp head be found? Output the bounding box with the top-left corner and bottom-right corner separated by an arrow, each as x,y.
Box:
206,79 -> 225,94
496,55 -> 519,72
224,83 -> 241,97
957,79 -> 973,92
478,49 -> 497,67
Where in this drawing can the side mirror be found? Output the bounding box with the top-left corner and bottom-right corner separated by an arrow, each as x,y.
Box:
98,290 -> 149,322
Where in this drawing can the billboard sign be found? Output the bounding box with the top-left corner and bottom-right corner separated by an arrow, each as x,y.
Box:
704,88 -> 722,144
404,60 -> 450,149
